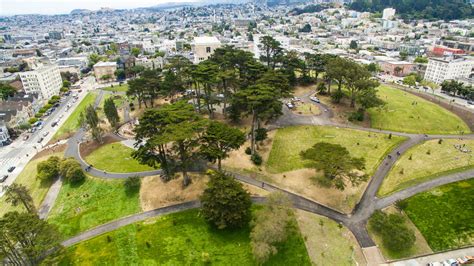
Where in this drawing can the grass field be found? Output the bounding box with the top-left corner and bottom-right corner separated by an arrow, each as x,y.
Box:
368,85 -> 470,134
101,84 -> 128,92
402,179 -> 474,252
84,142 -> 155,173
47,176 -> 141,238
296,210 -> 365,265
266,125 -> 405,175
0,152 -> 63,217
60,209 -> 311,265
379,139 -> 474,196
53,92 -> 98,140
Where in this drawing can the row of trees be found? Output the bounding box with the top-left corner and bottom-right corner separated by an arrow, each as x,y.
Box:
441,80 -> 474,100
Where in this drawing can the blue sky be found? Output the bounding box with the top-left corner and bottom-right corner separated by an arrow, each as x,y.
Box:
1,0 -> 197,15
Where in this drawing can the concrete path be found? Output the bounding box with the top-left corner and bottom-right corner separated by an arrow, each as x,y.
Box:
38,178 -> 62,219
388,246 -> 474,266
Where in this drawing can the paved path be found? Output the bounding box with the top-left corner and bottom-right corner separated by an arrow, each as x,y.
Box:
388,246 -> 474,266
59,86 -> 474,258
38,178 -> 62,219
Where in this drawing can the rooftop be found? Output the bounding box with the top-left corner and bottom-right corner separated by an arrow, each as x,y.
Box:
194,36 -> 221,45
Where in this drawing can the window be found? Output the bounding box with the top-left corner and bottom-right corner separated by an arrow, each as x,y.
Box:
206,47 -> 211,53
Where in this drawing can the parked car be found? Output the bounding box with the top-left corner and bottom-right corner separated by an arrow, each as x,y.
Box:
51,122 -> 58,127
292,97 -> 301,102
37,137 -> 44,143
7,166 -> 15,173
43,131 -> 49,137
309,96 -> 320,103
0,175 -> 7,183
286,102 -> 294,109
23,135 -> 30,141
467,101 -> 473,105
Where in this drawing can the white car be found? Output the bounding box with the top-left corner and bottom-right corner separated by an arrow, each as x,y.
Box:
286,102 -> 295,109
292,97 -> 301,102
43,131 -> 49,137
310,96 -> 320,103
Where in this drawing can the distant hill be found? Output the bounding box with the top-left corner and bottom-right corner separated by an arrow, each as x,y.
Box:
349,0 -> 473,21
70,9 -> 91,15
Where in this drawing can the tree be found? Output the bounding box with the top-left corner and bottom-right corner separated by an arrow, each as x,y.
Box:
231,84 -> 283,154
399,51 -> 408,61
199,121 -> 245,170
59,158 -> 86,184
326,57 -> 350,99
124,176 -> 141,194
133,101 -> 205,186
366,63 -> 380,73
81,105 -> 103,143
299,23 -> 312,33
103,98 -> 120,128
414,56 -> 428,64
394,66 -> 403,76
300,142 -> 367,190
259,36 -> 283,69
62,80 -> 71,88
37,156 -> 61,181
250,192 -> 294,264
0,84 -> 16,100
200,171 -> 251,229
0,211 -> 62,265
403,75 -> 417,87
3,184 -> 36,213
131,47 -> 141,57
344,61 -> 379,107
349,40 -> 358,50
369,211 -> 416,253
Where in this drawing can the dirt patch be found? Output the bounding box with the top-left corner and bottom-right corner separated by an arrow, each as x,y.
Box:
294,85 -> 316,97
79,134 -> 122,158
32,144 -> 67,160
318,94 -> 371,128
140,173 -> 269,211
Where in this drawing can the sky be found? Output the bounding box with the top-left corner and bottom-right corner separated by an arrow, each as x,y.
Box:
0,0 -> 197,16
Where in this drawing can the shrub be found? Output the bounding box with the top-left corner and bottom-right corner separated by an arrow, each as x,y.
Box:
255,128 -> 268,142
388,133 -> 392,139
200,171 -> 252,229
349,110 -> 364,122
37,156 -> 61,181
369,211 -> 415,253
44,104 -> 53,110
124,176 -> 141,194
331,90 -> 344,103
59,158 -> 86,184
245,147 -> 252,155
28,117 -> 38,124
251,153 -> 262,165
426,150 -> 431,155
438,139 -> 443,144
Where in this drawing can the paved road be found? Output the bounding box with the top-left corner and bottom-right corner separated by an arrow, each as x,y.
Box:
59,86 -> 474,253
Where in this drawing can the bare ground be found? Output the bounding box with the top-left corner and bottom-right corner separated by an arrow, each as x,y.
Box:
79,134 -> 121,158
318,94 -> 371,128
32,144 -> 67,160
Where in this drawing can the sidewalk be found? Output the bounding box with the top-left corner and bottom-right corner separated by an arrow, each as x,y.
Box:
388,246 -> 474,266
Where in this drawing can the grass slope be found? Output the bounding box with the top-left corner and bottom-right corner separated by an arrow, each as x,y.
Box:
267,125 -> 405,175
84,142 -> 155,173
368,85 -> 470,134
53,92 -> 97,140
60,209 -> 311,265
0,152 -> 63,217
48,176 -> 141,239
403,179 -> 474,251
379,139 -> 474,196
101,84 -> 128,92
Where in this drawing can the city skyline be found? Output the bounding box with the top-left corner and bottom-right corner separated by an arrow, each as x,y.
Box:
0,0 -> 198,16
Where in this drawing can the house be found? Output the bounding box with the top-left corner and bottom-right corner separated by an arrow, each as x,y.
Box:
192,36 -> 221,64
93,61 -> 117,83
0,120 -> 10,146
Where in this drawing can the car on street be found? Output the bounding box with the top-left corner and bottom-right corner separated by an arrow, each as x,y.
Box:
467,101 -> 473,105
37,137 -> 44,143
0,175 -> 7,183
51,122 -> 58,127
7,166 -> 15,173
286,102 -> 294,109
310,96 -> 320,103
292,97 -> 301,102
23,135 -> 29,140
43,131 -> 49,137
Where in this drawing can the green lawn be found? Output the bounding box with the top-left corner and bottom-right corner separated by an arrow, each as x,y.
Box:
0,152 -> 63,217
47,176 -> 141,239
101,84 -> 128,92
267,125 -> 405,175
368,85 -> 470,134
379,139 -> 474,196
402,179 -> 474,251
60,209 -> 311,265
53,92 -> 98,140
84,142 -> 155,173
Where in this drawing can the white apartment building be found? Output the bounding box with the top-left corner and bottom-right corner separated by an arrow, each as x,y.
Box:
19,64 -> 62,100
192,36 -> 221,64
382,8 -> 396,20
424,57 -> 474,84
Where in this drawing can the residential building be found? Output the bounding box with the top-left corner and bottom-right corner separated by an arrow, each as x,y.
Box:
19,64 -> 62,100
382,8 -> 396,20
48,31 -> 64,40
93,61 -> 117,83
135,57 -> 164,70
424,56 -> 474,84
376,56 -> 415,77
192,36 -> 221,64
430,46 -> 466,57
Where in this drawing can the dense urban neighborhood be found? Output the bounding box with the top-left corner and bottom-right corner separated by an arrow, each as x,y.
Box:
0,0 -> 473,265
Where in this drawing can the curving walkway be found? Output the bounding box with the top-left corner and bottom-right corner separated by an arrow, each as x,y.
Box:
60,87 -> 474,254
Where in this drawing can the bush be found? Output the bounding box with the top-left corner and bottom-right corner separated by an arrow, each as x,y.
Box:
59,158 -> 86,184
255,128 -> 268,142
124,176 -> 141,194
48,98 -> 59,105
60,87 -> 69,93
251,153 -> 262,165
348,110 -> 364,122
245,147 -> 252,155
369,211 -> 415,253
331,90 -> 344,103
44,104 -> 53,110
37,156 -> 61,181
438,139 -> 443,144
200,171 -> 252,229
